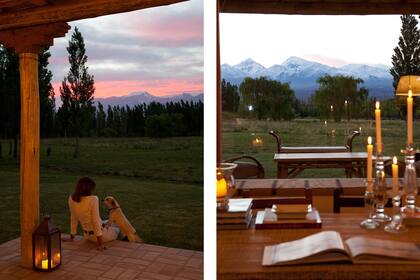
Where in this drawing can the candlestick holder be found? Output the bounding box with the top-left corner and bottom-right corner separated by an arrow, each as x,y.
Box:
360,180 -> 379,229
372,153 -> 391,222
384,194 -> 407,233
401,146 -> 420,215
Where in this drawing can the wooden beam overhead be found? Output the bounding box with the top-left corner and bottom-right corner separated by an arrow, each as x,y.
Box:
0,22 -> 70,53
219,0 -> 420,15
0,0 -> 186,31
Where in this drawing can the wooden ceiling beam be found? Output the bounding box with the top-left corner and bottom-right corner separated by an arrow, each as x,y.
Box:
219,0 -> 420,15
0,0 -> 186,31
0,22 -> 70,53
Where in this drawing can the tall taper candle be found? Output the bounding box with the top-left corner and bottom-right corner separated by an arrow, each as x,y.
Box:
375,101 -> 382,154
407,90 -> 413,147
367,136 -> 373,188
392,156 -> 399,197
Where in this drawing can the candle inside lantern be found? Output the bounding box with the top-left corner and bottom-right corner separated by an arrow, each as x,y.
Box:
375,101 -> 382,154
392,156 -> 399,197
252,137 -> 263,146
216,175 -> 227,198
41,259 -> 49,270
367,136 -> 373,191
407,90 -> 413,147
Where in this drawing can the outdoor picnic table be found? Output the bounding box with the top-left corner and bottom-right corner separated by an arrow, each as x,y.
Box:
273,152 -> 391,179
217,212 -> 420,280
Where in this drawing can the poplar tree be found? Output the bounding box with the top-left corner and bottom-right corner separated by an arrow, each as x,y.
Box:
59,27 -> 95,158
390,15 -> 420,117
39,48 -> 56,138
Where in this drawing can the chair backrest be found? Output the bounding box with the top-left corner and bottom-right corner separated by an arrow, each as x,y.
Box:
268,130 -> 282,153
224,155 -> 265,179
333,186 -> 392,213
345,131 -> 360,152
247,186 -> 313,210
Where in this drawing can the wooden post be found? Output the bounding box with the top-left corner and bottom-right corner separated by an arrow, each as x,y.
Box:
19,53 -> 40,268
0,22 -> 69,269
216,0 -> 222,164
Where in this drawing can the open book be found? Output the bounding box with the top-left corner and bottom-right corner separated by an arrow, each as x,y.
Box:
262,231 -> 420,266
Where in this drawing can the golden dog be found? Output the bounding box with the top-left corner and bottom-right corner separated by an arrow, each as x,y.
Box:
103,196 -> 143,243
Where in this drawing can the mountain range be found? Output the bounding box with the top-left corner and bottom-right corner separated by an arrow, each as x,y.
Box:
94,92 -> 203,108
221,56 -> 394,99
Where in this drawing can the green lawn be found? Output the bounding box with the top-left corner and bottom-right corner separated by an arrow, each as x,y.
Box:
223,116 -> 414,178
0,137 -> 203,251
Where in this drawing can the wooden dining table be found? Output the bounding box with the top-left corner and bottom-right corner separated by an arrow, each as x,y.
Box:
218,212 -> 420,280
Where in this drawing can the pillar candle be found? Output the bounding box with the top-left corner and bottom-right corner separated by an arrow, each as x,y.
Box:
392,156 -> 399,197
42,259 -> 49,270
217,177 -> 227,198
367,137 -> 373,189
375,101 -> 382,154
407,90 -> 413,147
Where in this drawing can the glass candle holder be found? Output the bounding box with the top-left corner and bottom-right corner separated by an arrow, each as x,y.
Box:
372,152 -> 391,222
384,194 -> 407,233
401,146 -> 420,215
216,163 -> 237,210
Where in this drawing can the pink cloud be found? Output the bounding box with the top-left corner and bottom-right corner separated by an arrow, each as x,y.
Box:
302,54 -> 349,67
52,78 -> 203,99
129,16 -> 203,47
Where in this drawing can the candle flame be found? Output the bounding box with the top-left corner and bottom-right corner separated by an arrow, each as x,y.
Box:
409,89 -> 413,98
367,136 -> 372,145
393,156 -> 398,165
324,121 -> 327,125
375,101 -> 380,109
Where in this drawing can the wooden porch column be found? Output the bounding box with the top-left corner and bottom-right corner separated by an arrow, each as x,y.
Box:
0,22 -> 70,268
19,53 -> 40,268
216,0 -> 221,164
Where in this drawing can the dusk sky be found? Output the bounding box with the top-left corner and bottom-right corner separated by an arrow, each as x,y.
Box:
221,14 -> 402,67
49,0 -> 203,98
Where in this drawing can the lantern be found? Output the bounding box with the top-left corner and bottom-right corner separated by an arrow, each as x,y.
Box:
32,216 -> 62,271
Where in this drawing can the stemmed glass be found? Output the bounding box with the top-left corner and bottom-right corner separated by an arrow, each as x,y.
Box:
360,179 -> 379,229
384,190 -> 407,233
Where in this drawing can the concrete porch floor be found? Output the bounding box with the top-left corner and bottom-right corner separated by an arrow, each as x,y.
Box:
0,236 -> 203,280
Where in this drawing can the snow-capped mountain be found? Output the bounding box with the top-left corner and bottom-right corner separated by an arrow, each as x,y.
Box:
221,56 -> 393,99
95,92 -> 203,108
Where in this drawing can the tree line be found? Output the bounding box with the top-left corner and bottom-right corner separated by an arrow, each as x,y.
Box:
222,75 -> 370,122
222,14 -> 420,122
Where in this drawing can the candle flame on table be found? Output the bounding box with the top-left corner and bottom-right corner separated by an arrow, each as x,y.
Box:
375,101 -> 380,109
409,89 -> 413,98
368,136 -> 372,145
393,156 -> 398,165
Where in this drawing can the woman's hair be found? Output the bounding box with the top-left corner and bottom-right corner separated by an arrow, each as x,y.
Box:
71,177 -> 96,203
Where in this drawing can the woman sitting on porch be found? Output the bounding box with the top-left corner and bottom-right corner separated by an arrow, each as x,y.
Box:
67,177 -> 120,250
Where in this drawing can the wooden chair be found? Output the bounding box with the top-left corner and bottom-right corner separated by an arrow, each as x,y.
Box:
269,130 -> 360,153
333,186 -> 392,213
238,180 -> 313,210
224,155 -> 265,179
250,188 -> 313,210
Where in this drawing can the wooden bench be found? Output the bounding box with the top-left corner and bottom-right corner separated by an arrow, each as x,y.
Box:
269,130 -> 360,153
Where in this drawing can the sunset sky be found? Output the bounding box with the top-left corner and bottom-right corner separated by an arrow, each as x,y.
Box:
49,0 -> 203,98
221,14 -> 401,67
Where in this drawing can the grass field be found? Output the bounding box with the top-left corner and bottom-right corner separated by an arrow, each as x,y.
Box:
223,115 -> 417,178
0,137 -> 203,251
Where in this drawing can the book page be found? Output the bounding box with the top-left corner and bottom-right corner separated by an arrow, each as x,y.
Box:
262,231 -> 348,266
345,236 -> 420,262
